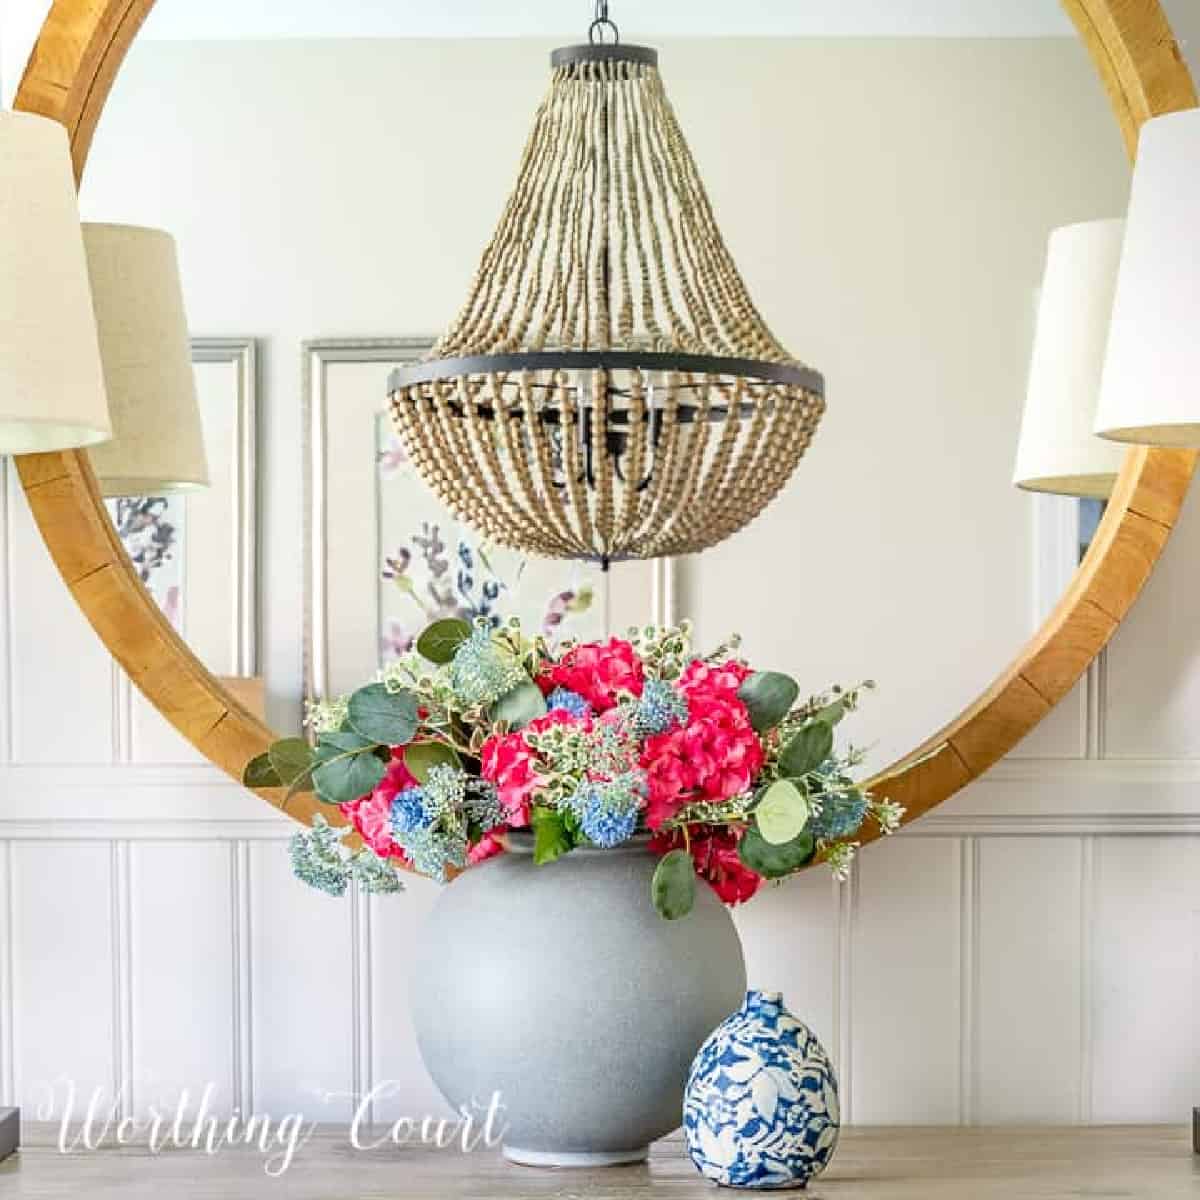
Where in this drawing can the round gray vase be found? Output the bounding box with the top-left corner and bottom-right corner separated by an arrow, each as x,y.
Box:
409,834 -> 747,1167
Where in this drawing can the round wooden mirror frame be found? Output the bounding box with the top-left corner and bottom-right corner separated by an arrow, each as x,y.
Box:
10,0 -> 1199,851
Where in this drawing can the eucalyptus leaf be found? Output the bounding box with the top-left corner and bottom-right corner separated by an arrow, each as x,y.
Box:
268,738 -> 315,787
243,752 -> 282,789
404,740 -> 462,782
532,805 -> 572,866
315,730 -> 376,761
284,766 -> 317,801
347,683 -> 419,746
651,849 -> 697,921
816,697 -> 848,727
489,678 -> 548,730
313,751 -> 387,806
738,671 -> 800,733
737,827 -> 816,880
754,779 -> 811,845
416,618 -> 472,664
779,720 -> 834,778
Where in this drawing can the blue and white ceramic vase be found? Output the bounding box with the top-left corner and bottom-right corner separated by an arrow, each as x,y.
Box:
684,990 -> 839,1189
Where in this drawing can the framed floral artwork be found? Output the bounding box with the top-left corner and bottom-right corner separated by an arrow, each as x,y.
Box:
303,338 -> 664,704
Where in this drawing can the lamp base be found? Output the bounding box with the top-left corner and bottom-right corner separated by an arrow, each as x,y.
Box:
0,1108 -> 17,1163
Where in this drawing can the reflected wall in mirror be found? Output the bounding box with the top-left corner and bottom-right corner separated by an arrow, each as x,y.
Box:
78,5 -> 1127,769
106,336 -> 260,761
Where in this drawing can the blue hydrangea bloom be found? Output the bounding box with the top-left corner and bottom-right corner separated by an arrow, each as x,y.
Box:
559,785 -> 589,821
573,771 -> 646,848
581,797 -> 639,848
390,786 -> 433,837
635,679 -> 688,735
809,791 -> 869,840
546,687 -> 592,718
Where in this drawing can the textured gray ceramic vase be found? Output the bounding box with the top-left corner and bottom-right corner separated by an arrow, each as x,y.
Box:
409,835 -> 747,1167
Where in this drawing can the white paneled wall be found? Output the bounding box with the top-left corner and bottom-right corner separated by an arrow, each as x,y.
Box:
3,449 -> 1200,1125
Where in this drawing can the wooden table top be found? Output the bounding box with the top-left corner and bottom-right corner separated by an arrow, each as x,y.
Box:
2,1124 -> 1197,1198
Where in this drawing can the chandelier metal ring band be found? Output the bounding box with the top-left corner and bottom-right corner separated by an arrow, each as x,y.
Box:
8,0 -> 1197,854
551,44 -> 659,68
387,353 -> 824,393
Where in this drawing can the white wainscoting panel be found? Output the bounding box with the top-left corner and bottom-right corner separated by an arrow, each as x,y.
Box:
1089,836 -> 1200,1123
849,837 -> 963,1125
0,842 -> 14,1105
248,841 -> 357,1121
129,842 -> 236,1116
10,843 -> 117,1116
974,837 -> 1083,1123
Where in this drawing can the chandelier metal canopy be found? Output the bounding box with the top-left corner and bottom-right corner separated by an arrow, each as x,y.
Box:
389,4 -> 825,565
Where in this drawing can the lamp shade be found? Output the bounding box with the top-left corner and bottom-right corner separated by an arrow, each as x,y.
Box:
82,224 -> 209,495
1095,109 -> 1200,446
1013,219 -> 1127,498
0,112 -> 111,453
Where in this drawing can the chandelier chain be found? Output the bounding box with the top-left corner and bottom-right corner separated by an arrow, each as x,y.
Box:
590,0 -> 620,45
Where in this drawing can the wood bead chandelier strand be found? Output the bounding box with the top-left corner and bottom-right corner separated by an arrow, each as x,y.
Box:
389,10 -> 825,565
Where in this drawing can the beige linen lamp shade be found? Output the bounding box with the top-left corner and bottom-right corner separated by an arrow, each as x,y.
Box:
0,111 -> 111,453
1095,109 -> 1200,446
1013,219 -> 1127,498
83,223 -> 209,494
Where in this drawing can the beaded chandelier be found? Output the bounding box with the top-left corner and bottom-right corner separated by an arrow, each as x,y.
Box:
389,4 -> 825,565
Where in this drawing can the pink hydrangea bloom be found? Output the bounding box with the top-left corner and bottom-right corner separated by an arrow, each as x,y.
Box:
480,709 -> 589,828
679,658 -> 753,702
480,732 -> 539,828
641,690 -> 764,829
652,827 -> 763,906
339,752 -> 417,862
539,637 -> 645,713
467,831 -> 507,865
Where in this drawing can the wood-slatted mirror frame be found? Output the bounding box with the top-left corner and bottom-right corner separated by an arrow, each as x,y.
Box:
10,0 -> 1198,849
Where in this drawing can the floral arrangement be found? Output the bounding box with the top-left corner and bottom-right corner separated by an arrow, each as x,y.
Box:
245,618 -> 902,919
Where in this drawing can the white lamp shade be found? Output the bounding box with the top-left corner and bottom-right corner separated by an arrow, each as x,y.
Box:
1013,219 -> 1127,498
0,112 -> 111,454
83,224 -> 210,495
1095,109 -> 1200,446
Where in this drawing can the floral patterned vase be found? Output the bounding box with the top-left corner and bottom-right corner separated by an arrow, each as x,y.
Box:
684,990 -> 840,1189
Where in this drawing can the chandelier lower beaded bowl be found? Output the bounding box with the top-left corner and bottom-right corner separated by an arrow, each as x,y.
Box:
388,356 -> 825,563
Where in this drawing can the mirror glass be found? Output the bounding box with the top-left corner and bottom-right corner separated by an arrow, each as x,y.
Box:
78,1 -> 1128,765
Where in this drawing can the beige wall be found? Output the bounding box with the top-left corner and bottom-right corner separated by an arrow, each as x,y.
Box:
4,35 -> 1199,1127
